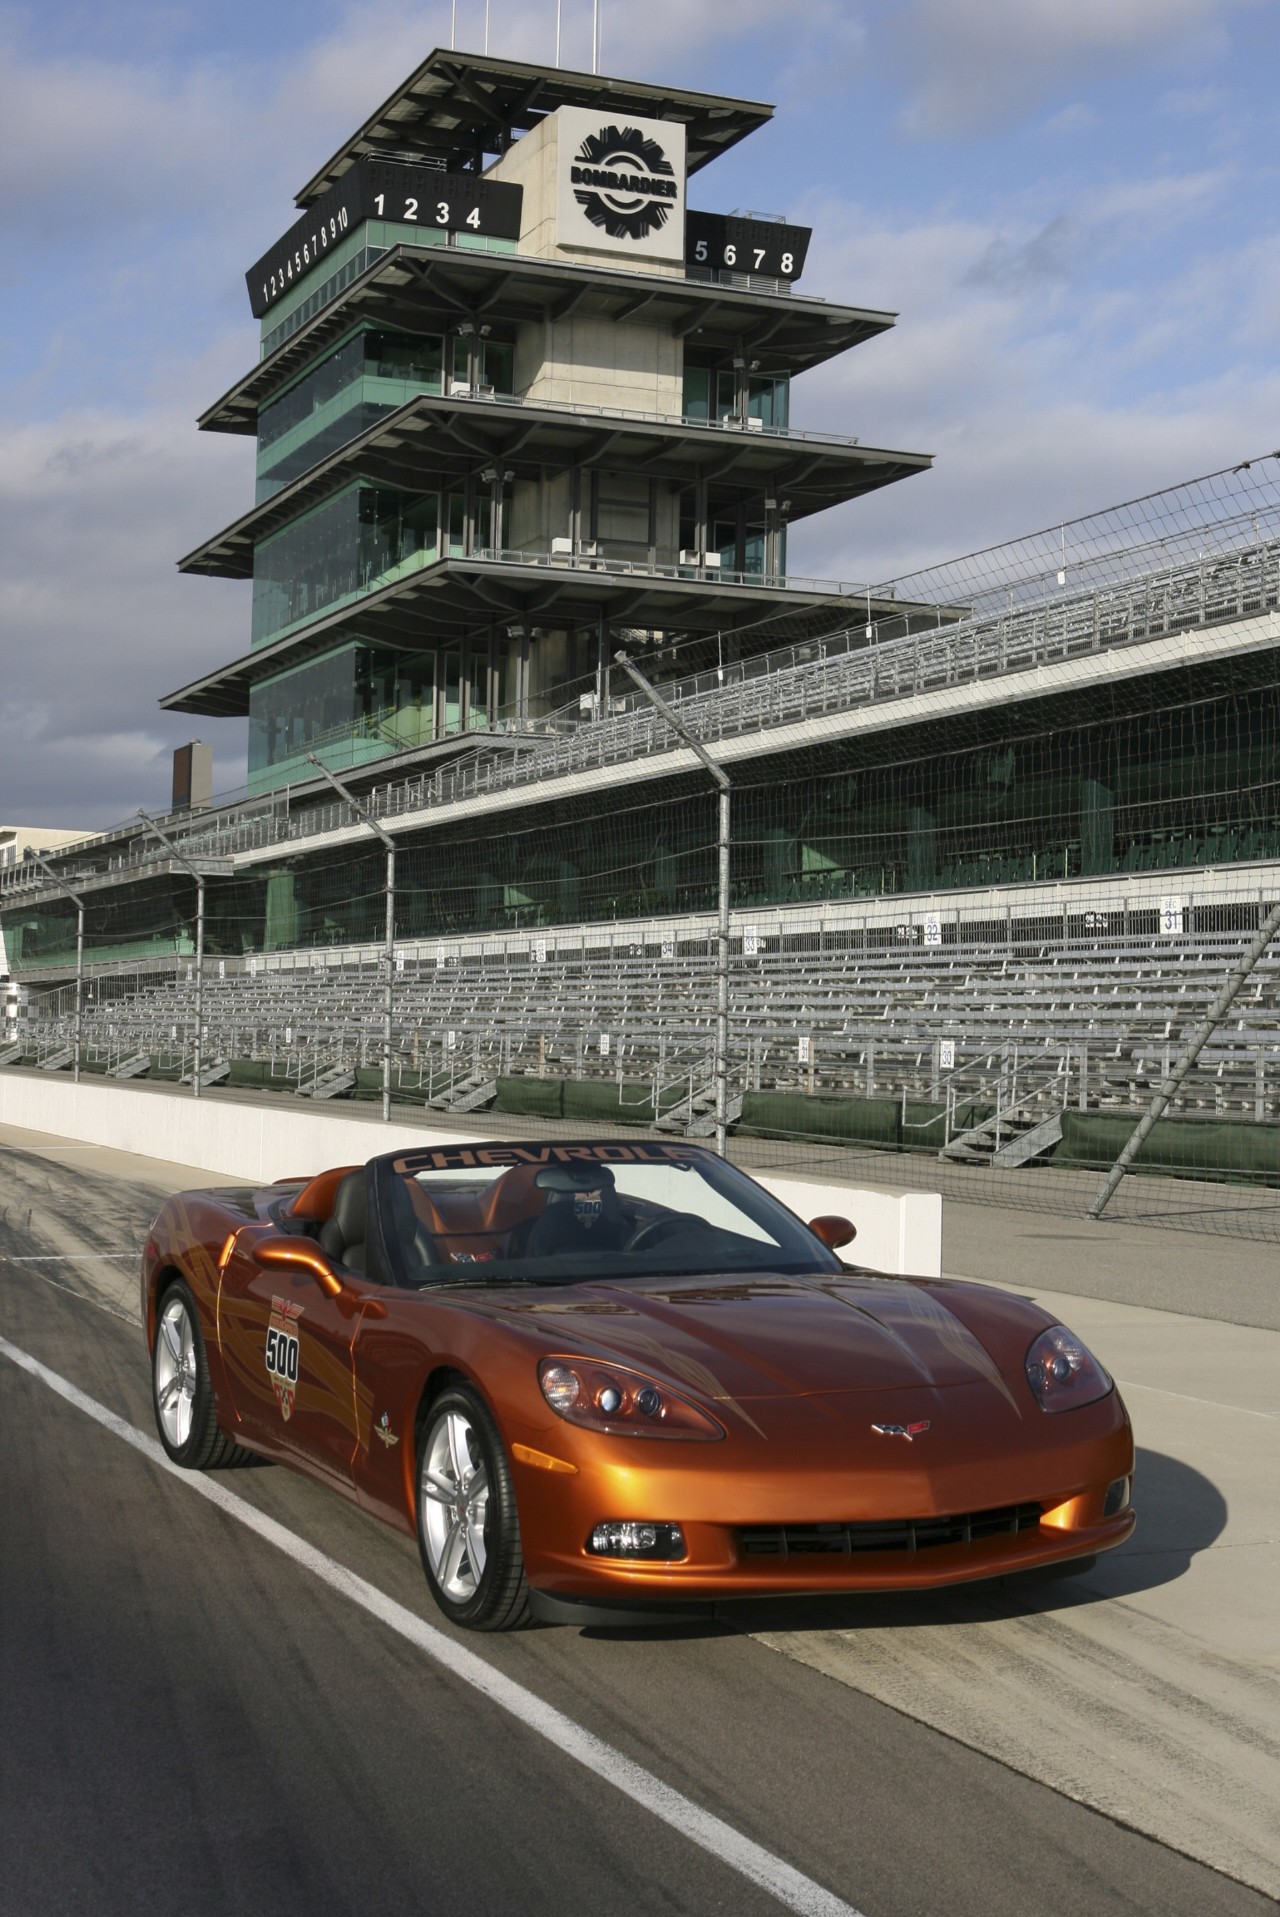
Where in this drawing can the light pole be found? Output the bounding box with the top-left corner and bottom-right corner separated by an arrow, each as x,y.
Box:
613,651 -> 732,1156
26,849 -> 87,1083
137,809 -> 227,1099
306,754 -> 397,1122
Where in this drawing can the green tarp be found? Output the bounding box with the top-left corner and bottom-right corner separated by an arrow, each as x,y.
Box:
1058,1110 -> 1280,1183
495,1076 -> 564,1117
562,1080 -> 683,1126
739,1091 -> 900,1147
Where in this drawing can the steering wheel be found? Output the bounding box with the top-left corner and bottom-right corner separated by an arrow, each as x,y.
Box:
624,1212 -> 706,1253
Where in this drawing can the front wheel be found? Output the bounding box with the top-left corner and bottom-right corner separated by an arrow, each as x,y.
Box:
152,1280 -> 256,1470
416,1385 -> 529,1631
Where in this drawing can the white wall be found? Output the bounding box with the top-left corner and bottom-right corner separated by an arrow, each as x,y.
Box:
0,1072 -> 943,1277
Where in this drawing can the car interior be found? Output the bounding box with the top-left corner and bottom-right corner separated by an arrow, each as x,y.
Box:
277,1154 -> 841,1287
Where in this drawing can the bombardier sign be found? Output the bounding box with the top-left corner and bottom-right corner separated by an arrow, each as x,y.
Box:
556,105 -> 686,265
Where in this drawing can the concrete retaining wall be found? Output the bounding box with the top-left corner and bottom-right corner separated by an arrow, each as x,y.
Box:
0,1071 -> 942,1277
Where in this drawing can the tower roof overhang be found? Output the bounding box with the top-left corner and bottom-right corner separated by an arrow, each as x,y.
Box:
199,245 -> 897,436
179,394 -> 932,581
161,557 -> 949,718
293,49 -> 773,208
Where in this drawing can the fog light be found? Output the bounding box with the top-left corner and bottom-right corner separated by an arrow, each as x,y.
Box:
587,1521 -> 686,1560
1103,1475 -> 1131,1517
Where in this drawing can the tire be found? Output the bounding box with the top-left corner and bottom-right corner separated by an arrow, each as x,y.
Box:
152,1279 -> 257,1470
416,1384 -> 530,1631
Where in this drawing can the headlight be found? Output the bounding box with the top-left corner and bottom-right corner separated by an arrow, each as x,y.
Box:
538,1357 -> 724,1440
1024,1324 -> 1113,1413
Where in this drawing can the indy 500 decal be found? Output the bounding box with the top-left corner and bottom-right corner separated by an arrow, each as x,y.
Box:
265,1294 -> 302,1420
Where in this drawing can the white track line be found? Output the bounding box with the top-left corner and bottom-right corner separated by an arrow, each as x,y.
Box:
1113,1378 -> 1277,1421
0,1253 -> 137,1262
0,1333 -> 862,1917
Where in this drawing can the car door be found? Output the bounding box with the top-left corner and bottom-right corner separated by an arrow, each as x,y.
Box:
216,1235 -> 374,1491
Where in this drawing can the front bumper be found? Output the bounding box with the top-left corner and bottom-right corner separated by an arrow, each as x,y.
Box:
511,1383 -> 1135,1603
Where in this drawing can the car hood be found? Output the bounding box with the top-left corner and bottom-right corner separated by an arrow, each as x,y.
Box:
462,1270 -> 1023,1406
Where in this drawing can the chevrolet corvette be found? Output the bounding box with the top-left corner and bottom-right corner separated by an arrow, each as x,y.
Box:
143,1139 -> 1134,1630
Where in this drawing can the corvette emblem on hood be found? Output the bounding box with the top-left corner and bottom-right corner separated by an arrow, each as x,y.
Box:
871,1420 -> 931,1441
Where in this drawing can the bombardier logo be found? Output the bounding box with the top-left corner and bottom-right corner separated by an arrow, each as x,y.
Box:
570,124 -> 677,242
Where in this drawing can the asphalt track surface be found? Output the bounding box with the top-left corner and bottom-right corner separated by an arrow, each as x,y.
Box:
0,1145 -> 1273,1917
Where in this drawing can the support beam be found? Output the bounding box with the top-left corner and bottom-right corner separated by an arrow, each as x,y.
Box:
137,810 -> 212,1099
614,651 -> 732,1158
306,756 -> 397,1123
1089,895 -> 1280,1218
26,851 -> 86,1085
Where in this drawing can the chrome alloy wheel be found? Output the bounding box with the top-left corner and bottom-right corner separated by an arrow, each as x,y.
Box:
420,1408 -> 491,1602
154,1293 -> 198,1450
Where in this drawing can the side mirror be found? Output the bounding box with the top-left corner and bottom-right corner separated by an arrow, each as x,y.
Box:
254,1235 -> 345,1298
809,1214 -> 856,1250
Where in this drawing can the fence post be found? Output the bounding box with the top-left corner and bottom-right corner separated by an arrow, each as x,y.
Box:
615,650 -> 732,1155
305,755 -> 397,1121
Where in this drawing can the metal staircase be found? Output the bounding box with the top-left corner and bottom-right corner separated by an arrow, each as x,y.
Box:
426,1074 -> 499,1114
108,1052 -> 151,1079
179,1059 -> 231,1088
298,1064 -> 357,1100
939,1058 -> 1069,1168
655,1084 -> 744,1137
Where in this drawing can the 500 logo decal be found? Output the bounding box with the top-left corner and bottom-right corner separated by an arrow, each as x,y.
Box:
265,1295 -> 303,1421
570,124 -> 677,242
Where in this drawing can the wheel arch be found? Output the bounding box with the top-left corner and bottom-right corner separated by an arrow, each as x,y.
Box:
147,1265 -> 188,1352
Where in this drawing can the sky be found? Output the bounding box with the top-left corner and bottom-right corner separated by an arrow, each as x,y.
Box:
2,0 -> 1279,828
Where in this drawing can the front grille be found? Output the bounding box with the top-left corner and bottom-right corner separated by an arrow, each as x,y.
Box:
737,1502 -> 1043,1559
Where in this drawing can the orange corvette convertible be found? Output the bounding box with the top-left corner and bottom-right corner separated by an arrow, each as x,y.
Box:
143,1140 -> 1134,1630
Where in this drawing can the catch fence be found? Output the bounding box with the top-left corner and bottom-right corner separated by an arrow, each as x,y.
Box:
13,886 -> 1280,1244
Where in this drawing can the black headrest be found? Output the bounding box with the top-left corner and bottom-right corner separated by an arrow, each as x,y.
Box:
331,1168 -> 367,1243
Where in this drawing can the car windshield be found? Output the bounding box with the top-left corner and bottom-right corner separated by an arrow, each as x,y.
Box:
377,1142 -> 844,1288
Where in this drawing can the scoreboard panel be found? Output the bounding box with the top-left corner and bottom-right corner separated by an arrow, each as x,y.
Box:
247,159 -> 524,318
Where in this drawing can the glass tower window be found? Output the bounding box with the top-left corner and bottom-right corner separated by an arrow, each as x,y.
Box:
256,330 -> 446,500
251,485 -> 440,645
681,365 -> 789,428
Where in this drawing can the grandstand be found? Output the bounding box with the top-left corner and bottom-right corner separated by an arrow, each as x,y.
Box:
2,48 -> 1278,1236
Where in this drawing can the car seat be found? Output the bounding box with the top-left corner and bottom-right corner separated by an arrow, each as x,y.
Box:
318,1168 -> 368,1273
526,1165 -> 629,1257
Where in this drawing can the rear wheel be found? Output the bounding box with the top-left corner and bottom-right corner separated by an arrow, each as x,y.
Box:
152,1280 -> 256,1470
416,1385 -> 529,1631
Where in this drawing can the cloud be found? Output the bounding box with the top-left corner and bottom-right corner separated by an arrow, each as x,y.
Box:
888,0 -> 1261,136
782,182 -> 1280,587
1157,83 -> 1228,116
1089,166 -> 1233,224
1039,102 -> 1099,137
0,405 -> 251,825
963,214 -> 1078,290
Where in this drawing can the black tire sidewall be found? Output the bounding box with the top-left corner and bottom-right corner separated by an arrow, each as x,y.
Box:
152,1278 -> 217,1468
416,1384 -> 525,1629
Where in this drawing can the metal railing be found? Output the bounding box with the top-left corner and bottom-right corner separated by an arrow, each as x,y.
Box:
6,476 -> 1280,905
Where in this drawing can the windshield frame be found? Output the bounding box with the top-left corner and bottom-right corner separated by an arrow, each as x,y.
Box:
370,1140 -> 845,1290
